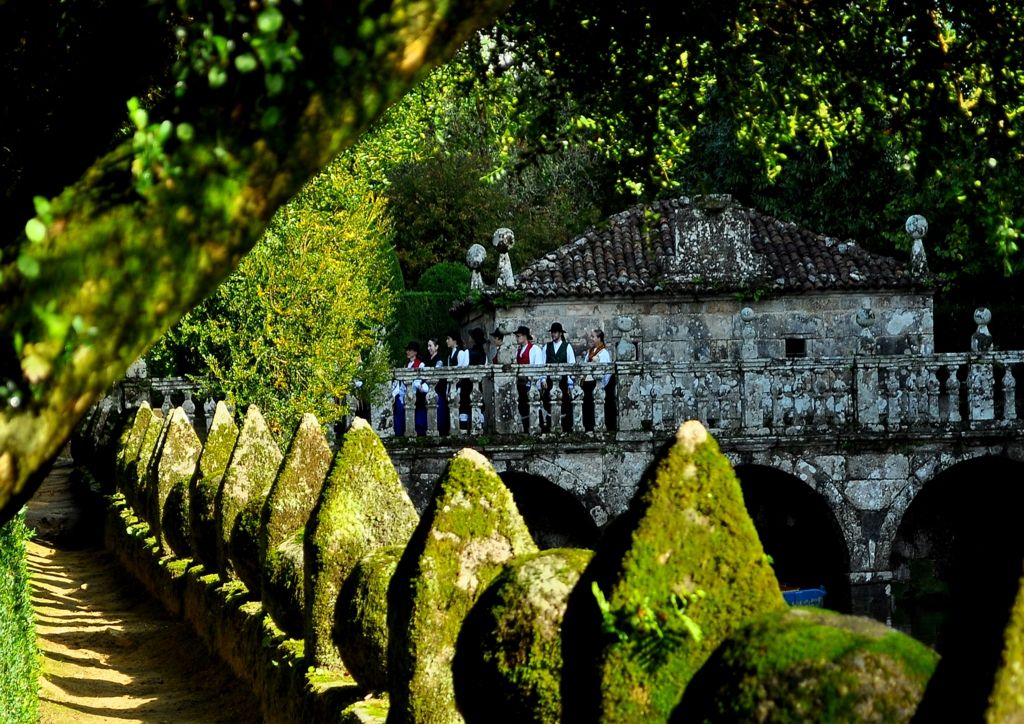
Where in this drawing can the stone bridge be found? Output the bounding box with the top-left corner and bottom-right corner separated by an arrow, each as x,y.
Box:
374,351 -> 1024,622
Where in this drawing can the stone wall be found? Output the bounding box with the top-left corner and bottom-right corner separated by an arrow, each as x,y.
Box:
464,290 -> 934,363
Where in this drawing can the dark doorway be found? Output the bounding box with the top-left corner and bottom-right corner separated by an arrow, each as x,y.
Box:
892,455 -> 1024,720
500,472 -> 600,550
735,464 -> 851,612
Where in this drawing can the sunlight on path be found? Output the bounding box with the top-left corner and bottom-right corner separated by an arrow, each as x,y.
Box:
30,541 -> 262,723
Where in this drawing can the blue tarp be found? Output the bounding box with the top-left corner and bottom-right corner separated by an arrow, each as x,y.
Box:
782,587 -> 827,607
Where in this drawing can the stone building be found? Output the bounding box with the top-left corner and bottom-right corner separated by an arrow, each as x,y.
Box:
459,194 -> 933,362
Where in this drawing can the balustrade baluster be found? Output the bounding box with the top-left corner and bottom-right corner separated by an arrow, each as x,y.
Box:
471,381 -> 486,433
1004,366 -> 1018,421
594,381 -> 606,432
946,367 -> 962,424
969,361 -> 996,421
926,369 -> 940,422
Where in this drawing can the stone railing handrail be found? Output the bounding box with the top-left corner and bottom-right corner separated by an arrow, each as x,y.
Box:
378,351 -> 1024,439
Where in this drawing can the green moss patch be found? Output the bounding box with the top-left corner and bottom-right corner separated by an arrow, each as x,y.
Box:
561,421 -> 785,722
305,418 -> 418,670
115,402 -> 155,497
987,569 -> 1024,722
335,545 -> 404,691
189,401 -> 238,571
675,607 -> 938,722
263,529 -> 305,638
259,414 -> 331,631
387,448 -> 538,723
214,405 -> 282,582
151,408 -> 203,556
454,547 -> 594,723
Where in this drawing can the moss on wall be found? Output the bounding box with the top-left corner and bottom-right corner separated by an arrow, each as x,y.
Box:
675,607 -> 938,722
263,529 -> 306,638
0,512 -> 38,723
387,448 -> 538,724
214,405 -> 282,582
152,408 -> 202,556
133,409 -> 169,523
561,421 -> 785,723
335,545 -> 404,691
115,403 -> 159,512
987,569 -> 1024,722
454,547 -> 593,723
305,418 -> 418,670
259,414 -> 331,633
189,401 -> 238,571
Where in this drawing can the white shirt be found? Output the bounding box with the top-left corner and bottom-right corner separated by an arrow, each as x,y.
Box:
587,346 -> 612,387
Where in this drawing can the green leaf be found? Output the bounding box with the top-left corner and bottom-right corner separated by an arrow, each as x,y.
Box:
257,7 -> 283,34
208,66 -> 228,88
265,73 -> 284,96
24,218 -> 47,243
16,254 -> 41,279
32,196 -> 51,221
234,53 -> 258,73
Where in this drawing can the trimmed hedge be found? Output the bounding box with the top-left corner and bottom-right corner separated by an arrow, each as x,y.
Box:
0,511 -> 38,723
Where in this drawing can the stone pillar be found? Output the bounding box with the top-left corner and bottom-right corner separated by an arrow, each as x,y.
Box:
849,572 -> 893,623
466,243 -> 487,291
856,304 -> 876,355
615,316 -> 637,361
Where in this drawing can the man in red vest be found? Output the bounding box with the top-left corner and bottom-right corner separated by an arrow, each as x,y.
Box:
515,326 -> 544,432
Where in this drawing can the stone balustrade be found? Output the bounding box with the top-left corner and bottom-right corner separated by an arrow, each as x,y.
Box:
378,352 -> 1024,440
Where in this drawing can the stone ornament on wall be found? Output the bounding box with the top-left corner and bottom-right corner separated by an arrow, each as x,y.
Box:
972,307 -> 994,353
466,244 -> 487,290
905,214 -> 929,278
493,228 -> 516,289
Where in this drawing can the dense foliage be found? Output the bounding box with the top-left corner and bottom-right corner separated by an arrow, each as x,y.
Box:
0,512 -> 38,722
477,1 -> 1024,345
149,161 -> 398,433
0,0 -> 509,519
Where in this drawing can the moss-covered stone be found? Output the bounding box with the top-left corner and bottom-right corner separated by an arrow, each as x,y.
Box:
387,448 -> 538,724
305,418 -> 418,670
335,545 -> 403,691
214,405 -> 282,583
189,401 -> 238,571
115,403 -> 158,510
561,420 -> 785,723
986,569 -> 1024,722
147,408 -> 202,556
263,529 -> 306,637
131,408 -> 168,522
453,547 -> 593,723
674,607 -> 938,722
259,414 -> 331,632
340,695 -> 389,723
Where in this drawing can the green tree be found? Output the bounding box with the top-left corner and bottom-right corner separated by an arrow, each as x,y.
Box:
150,160 -> 398,435
0,0 -> 512,522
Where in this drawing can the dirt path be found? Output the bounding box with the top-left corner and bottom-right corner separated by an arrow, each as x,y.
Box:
28,463 -> 263,723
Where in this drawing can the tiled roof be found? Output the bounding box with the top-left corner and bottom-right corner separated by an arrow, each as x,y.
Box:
513,196 -> 924,299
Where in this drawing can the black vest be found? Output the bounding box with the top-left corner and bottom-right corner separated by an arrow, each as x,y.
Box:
546,340 -> 569,364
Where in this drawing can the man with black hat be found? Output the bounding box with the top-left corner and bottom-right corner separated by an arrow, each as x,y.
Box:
514,325 -> 544,431
542,321 -> 576,432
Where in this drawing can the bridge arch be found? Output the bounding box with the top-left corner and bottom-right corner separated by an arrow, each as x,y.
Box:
499,472 -> 600,550
888,454 -> 1024,651
735,464 -> 852,612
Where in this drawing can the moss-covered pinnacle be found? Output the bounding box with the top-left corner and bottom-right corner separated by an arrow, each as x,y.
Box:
305,417 -> 418,670
986,570 -> 1024,722
132,408 -> 169,523
263,529 -> 306,638
115,403 -> 157,503
454,547 -> 594,724
189,401 -> 239,570
336,545 -> 404,691
214,405 -> 282,583
386,447 -> 538,724
675,608 -> 938,722
152,407 -> 202,556
561,420 -> 785,723
259,413 -> 331,629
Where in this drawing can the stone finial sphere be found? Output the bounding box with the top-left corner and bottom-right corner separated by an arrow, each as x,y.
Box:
740,307 -> 755,322
492,227 -> 515,252
905,214 -> 929,240
615,316 -> 635,333
466,244 -> 487,270
856,307 -> 876,328
974,307 -> 992,325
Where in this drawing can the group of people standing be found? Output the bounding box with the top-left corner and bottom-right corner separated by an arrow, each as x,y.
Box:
394,322 -> 616,436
